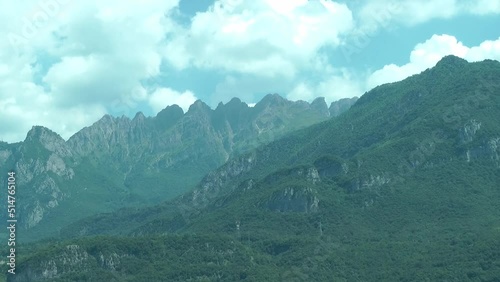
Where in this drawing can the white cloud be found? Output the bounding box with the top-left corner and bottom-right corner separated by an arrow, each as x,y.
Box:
39,0 -> 176,106
461,0 -> 500,15
359,0 -> 457,27
163,0 -> 354,78
0,0 -> 181,142
467,39 -> 500,62
288,82 -> 315,101
0,0 -> 499,143
289,34 -> 500,105
212,74 -> 293,106
148,88 -> 197,113
357,0 -> 500,29
367,34 -> 500,89
0,85 -> 107,142
317,72 -> 365,103
287,69 -> 364,104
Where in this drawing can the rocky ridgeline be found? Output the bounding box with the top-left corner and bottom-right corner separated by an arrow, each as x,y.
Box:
0,95 -> 358,240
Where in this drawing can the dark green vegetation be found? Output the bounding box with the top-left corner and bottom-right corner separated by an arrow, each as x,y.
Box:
0,95 -> 352,243
5,56 -> 500,281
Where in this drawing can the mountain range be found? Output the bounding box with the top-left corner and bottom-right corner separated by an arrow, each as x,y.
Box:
0,95 -> 357,242
4,55 -> 500,281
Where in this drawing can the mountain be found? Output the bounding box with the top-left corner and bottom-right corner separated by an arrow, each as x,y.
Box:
10,56 -> 500,281
0,95 -> 354,242
328,97 -> 358,117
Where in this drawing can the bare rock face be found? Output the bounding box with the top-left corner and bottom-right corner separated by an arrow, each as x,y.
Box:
311,97 -> 330,117
460,119 -> 482,143
458,120 -> 499,167
25,126 -> 73,157
258,166 -> 321,213
489,138 -> 500,166
0,148 -> 11,166
329,97 -> 358,117
188,152 -> 258,208
46,154 -> 74,179
266,186 -> 320,213
4,127 -> 74,231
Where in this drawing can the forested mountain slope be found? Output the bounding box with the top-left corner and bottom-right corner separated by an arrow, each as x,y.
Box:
8,56 -> 500,281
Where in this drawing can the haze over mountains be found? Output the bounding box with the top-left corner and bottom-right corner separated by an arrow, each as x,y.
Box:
5,56 -> 500,281
0,95 -> 357,242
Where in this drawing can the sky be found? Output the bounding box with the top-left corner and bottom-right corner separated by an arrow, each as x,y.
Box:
0,0 -> 499,143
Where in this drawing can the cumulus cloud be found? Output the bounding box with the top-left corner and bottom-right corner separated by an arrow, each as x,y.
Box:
163,0 -> 354,78
0,0 -> 182,142
357,0 -> 500,28
457,0 -> 500,15
288,82 -> 315,102
288,33 -> 500,105
212,74 -> 293,106
39,0 -> 176,106
1,0 -> 499,143
148,88 -> 197,113
367,34 -> 500,89
466,39 -> 500,62
358,0 -> 456,27
288,69 -> 364,104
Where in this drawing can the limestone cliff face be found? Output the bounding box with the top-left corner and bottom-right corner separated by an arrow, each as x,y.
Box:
183,152 -> 258,208
266,186 -> 320,213
183,163 -> 323,216
460,119 -> 482,144
329,97 -> 358,117
2,127 -> 74,231
264,167 -> 321,213
24,126 -> 73,157
459,119 -> 500,167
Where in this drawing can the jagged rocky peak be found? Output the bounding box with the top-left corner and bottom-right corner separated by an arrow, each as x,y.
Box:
133,111 -> 145,120
94,113 -> 131,126
130,112 -> 150,132
155,104 -> 184,129
83,114 -> 125,134
255,93 -> 287,109
86,115 -> 125,133
212,98 -> 251,131
98,114 -> 115,124
311,97 -> 330,117
186,99 -> 212,116
25,125 -> 62,141
66,113 -> 132,155
215,97 -> 249,113
156,104 -> 184,119
329,97 -> 359,117
226,97 -> 249,109
24,126 -> 71,156
132,112 -> 147,125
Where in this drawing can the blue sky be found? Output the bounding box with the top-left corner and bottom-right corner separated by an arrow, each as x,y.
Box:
0,0 -> 499,142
